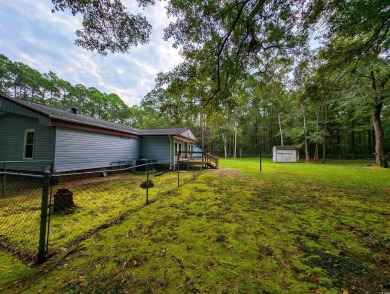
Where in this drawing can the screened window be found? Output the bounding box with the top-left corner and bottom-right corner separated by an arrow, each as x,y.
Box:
23,129 -> 35,159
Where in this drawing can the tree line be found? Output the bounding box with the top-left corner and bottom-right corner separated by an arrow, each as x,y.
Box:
3,0 -> 389,166
142,0 -> 390,166
0,53 -> 194,129
0,54 -> 133,124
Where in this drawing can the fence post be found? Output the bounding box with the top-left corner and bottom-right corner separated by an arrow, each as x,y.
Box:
2,162 -> 6,196
192,159 -> 195,180
177,159 -> 180,187
146,163 -> 149,204
260,146 -> 262,172
37,171 -> 50,263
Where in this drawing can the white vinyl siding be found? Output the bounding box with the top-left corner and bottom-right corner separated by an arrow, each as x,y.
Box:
54,127 -> 140,172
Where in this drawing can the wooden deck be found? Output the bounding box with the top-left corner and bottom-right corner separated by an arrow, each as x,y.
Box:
178,151 -> 219,169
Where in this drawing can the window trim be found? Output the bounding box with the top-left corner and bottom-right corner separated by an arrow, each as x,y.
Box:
23,129 -> 35,160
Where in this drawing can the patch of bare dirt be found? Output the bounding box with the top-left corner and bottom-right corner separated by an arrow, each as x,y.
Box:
208,167 -> 244,178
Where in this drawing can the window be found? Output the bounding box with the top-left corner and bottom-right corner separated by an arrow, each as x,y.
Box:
178,142 -> 182,155
23,129 -> 35,159
174,142 -> 182,158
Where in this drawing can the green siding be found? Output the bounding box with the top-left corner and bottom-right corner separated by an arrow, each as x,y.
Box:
141,136 -> 171,163
0,113 -> 55,172
0,97 -> 51,125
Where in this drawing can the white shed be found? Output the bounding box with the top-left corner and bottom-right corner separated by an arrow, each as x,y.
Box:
272,146 -> 299,162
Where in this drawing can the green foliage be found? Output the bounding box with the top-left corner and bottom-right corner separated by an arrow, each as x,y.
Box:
162,0 -> 307,107
51,0 -> 155,55
0,53 -> 132,124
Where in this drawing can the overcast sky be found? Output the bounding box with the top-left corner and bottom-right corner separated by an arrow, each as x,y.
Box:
0,0 -> 182,106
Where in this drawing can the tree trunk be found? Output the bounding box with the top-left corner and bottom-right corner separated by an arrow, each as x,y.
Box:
277,109 -> 284,146
233,127 -> 237,160
314,143 -> 319,162
350,120 -> 355,159
368,128 -> 373,157
302,104 -> 309,162
371,70 -> 389,168
322,140 -> 326,163
222,133 -> 227,159
322,106 -> 328,163
373,103 -> 388,167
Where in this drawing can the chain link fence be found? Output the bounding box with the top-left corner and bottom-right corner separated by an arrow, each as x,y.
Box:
0,171 -> 44,262
0,159 -> 203,263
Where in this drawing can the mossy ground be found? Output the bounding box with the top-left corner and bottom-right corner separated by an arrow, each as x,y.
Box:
1,159 -> 389,293
0,169 -> 195,256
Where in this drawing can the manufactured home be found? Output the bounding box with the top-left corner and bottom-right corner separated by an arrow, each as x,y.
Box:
0,95 -> 199,172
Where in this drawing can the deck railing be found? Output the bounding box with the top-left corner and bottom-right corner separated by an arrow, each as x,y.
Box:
178,151 -> 219,169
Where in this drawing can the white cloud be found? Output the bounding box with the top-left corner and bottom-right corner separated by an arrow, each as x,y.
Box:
0,0 -> 182,107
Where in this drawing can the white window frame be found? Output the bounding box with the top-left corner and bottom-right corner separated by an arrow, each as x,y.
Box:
23,129 -> 35,160
174,141 -> 183,161
178,142 -> 182,155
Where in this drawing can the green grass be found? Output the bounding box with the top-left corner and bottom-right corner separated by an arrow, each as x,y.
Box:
1,159 -> 389,293
0,170 -> 196,257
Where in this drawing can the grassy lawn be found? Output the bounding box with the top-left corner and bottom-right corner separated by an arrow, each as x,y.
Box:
1,158 -> 389,293
0,169 -> 196,258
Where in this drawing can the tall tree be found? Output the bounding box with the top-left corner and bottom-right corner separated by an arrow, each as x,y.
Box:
51,0 -> 155,55
163,0 -> 306,107
306,0 -> 390,167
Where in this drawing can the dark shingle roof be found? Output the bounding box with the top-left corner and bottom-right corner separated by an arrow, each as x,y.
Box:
1,95 -> 197,140
2,96 -> 140,135
140,128 -> 188,136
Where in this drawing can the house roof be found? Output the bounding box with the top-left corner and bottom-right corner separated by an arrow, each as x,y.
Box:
0,95 -> 197,141
140,128 -> 198,142
140,127 -> 188,136
1,95 -> 140,135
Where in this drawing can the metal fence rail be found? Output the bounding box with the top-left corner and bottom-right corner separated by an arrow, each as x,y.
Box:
0,160 -> 202,263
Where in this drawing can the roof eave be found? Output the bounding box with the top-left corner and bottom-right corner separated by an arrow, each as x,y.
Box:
48,115 -> 140,136
174,134 -> 198,143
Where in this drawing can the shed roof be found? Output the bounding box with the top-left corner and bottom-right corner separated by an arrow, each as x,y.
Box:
274,146 -> 299,150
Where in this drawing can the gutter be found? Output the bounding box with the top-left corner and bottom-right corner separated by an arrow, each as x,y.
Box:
48,114 -> 140,136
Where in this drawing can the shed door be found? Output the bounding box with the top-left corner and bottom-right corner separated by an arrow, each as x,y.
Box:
277,152 -> 294,162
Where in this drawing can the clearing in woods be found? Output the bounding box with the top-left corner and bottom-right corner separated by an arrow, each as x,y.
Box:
0,158 -> 389,293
